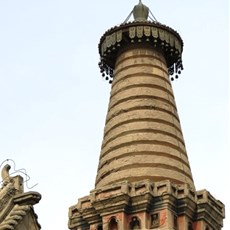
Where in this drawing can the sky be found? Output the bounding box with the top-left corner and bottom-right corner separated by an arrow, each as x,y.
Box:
0,0 -> 229,229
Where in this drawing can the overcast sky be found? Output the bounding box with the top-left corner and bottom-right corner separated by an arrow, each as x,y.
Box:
0,0 -> 229,229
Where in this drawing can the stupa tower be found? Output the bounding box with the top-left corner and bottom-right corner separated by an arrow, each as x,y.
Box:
69,1 -> 225,230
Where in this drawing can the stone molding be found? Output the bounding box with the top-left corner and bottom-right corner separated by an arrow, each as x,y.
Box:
69,180 -> 224,229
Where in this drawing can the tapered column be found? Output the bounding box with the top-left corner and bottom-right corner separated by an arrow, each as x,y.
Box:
69,2 -> 225,230
95,45 -> 194,189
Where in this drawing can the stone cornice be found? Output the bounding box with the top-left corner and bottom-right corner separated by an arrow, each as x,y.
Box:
195,190 -> 225,228
69,180 -> 225,229
13,191 -> 41,206
98,21 -> 184,83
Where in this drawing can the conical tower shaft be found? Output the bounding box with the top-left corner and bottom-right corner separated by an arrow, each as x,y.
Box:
96,45 -> 194,189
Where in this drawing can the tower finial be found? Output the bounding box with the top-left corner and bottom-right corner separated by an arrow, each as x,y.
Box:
133,0 -> 149,21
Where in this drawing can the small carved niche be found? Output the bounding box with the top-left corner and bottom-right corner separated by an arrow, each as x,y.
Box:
108,217 -> 118,230
197,194 -> 203,200
97,225 -> 103,230
188,222 -> 193,230
151,213 -> 160,228
157,184 -> 167,195
178,189 -> 184,195
135,184 -> 146,195
129,216 -> 141,229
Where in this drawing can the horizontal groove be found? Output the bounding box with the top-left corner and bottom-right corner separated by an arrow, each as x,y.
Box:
111,83 -> 174,99
115,63 -> 168,80
115,53 -> 166,68
102,128 -> 185,149
114,63 -> 168,80
104,118 -> 182,139
101,139 -> 187,159
96,163 -> 193,185
112,72 -> 170,90
108,94 -> 177,112
106,105 -> 180,124
99,151 -> 190,171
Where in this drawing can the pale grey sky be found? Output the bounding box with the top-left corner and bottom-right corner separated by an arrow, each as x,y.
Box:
0,0 -> 229,229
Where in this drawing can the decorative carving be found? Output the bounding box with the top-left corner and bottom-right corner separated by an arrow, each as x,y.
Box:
144,26 -> 151,37
0,204 -> 30,230
136,26 -> 143,39
159,29 -> 165,41
0,184 -> 16,212
1,164 -> 11,186
130,216 -> 141,229
98,21 -> 184,83
151,27 -> 158,38
151,213 -> 159,228
111,33 -> 116,46
69,181 -> 225,230
129,27 -> 136,40
164,31 -> 169,43
106,35 -> 112,48
116,30 -> 122,43
169,34 -> 174,47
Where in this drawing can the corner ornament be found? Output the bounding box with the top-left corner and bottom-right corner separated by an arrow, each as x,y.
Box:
1,164 -> 12,186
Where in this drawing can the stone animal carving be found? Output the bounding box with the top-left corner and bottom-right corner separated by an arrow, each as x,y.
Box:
1,164 -> 11,185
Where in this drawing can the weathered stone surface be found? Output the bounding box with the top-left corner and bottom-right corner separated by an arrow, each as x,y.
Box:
95,47 -> 194,190
69,180 -> 224,230
0,166 -> 41,230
